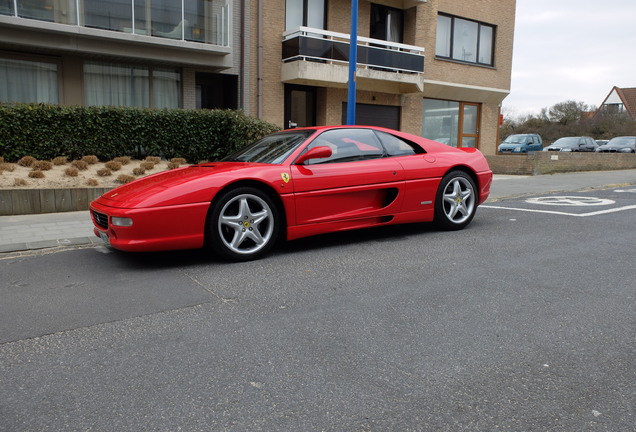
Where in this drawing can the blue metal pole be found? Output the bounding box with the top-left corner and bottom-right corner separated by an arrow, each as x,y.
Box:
346,0 -> 358,125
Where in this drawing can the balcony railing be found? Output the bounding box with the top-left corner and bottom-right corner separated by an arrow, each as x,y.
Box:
282,27 -> 424,74
0,0 -> 230,46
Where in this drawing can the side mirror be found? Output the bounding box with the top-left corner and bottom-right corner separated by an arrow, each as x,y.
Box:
295,146 -> 332,165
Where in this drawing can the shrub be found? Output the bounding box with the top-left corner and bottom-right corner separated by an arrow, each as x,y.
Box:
97,168 -> 112,176
170,157 -> 186,165
86,178 -> 99,186
14,178 -> 28,186
140,161 -> 155,170
0,104 -> 279,162
132,167 -> 145,176
17,156 -> 36,167
145,156 -> 161,164
82,155 -> 99,164
52,156 -> 68,165
113,156 -> 131,165
65,167 -> 79,177
105,161 -> 122,171
167,162 -> 180,170
71,160 -> 89,170
28,170 -> 45,178
0,162 -> 15,172
32,160 -> 53,171
116,174 -> 136,184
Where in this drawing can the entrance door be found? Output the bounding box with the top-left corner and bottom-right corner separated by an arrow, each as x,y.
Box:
284,84 -> 316,129
459,103 -> 480,148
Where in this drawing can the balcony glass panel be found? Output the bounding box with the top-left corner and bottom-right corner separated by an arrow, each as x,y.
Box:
84,0 -> 131,31
283,28 -> 424,74
0,0 -> 15,16
4,0 -> 229,47
15,0 -> 77,24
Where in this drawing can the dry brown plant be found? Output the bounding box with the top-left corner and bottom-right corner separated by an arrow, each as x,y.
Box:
82,155 -> 99,164
116,174 -> 136,184
71,160 -> 89,170
65,167 -> 79,177
105,161 -> 122,171
28,170 -> 45,178
17,156 -> 36,167
32,160 -> 53,171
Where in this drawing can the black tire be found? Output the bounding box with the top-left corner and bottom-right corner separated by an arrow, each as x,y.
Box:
433,170 -> 478,231
208,187 -> 280,261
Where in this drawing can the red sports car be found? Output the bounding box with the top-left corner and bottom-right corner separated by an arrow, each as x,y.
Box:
90,126 -> 492,261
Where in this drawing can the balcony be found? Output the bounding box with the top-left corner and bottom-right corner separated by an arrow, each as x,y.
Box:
282,27 -> 424,94
0,0 -> 231,67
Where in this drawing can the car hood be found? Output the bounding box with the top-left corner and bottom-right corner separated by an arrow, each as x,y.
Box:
598,144 -> 629,151
95,163 -> 272,208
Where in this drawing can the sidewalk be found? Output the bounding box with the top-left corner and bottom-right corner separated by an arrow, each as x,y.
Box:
2,169 -> 636,254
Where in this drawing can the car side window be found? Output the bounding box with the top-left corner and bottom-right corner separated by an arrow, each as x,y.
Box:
375,131 -> 420,156
305,129 -> 384,164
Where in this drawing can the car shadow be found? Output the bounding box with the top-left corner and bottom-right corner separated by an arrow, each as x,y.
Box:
282,222 -> 436,256
98,222 -> 439,269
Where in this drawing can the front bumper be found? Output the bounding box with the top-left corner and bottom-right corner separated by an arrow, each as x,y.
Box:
90,201 -> 211,252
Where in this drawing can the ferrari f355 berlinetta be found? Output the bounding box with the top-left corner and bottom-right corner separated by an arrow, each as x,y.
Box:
90,126 -> 492,261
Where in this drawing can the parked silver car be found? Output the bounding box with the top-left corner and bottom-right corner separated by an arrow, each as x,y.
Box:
543,136 -> 598,152
595,136 -> 636,153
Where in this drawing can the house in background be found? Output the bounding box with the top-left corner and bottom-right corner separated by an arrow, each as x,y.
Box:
0,0 -> 516,156
595,86 -> 636,120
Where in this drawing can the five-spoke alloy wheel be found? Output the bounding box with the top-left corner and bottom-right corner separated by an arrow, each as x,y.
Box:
434,170 -> 478,230
208,187 -> 280,261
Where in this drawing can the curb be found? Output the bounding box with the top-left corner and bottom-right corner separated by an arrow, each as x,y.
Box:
0,236 -> 103,254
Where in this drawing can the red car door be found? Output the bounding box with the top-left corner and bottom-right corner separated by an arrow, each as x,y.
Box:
289,128 -> 405,225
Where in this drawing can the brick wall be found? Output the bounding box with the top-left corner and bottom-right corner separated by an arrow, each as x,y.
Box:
486,153 -> 636,175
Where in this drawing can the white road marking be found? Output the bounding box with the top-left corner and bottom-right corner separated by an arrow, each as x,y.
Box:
525,196 -> 615,206
481,204 -> 636,217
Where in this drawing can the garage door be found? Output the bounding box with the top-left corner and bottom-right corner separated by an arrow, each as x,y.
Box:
342,103 -> 400,130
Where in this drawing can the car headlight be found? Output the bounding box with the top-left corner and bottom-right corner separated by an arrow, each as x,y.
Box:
561,148 -> 572,152
111,217 -> 133,227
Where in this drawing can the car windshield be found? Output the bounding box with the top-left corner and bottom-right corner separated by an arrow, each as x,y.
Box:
504,135 -> 527,144
222,130 -> 314,164
607,137 -> 636,146
552,138 -> 578,147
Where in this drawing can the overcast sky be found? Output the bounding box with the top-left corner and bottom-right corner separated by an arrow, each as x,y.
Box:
501,0 -> 636,118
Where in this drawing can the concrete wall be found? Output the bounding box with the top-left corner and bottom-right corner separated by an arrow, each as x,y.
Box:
0,188 -> 112,216
486,153 -> 636,176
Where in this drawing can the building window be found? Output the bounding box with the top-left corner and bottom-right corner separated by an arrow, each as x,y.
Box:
602,103 -> 625,115
370,4 -> 403,43
84,62 -> 180,108
436,14 -> 495,66
0,57 -> 59,104
285,0 -> 326,30
422,99 -> 481,148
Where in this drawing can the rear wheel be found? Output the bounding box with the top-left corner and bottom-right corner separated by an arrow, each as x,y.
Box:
433,170 -> 477,230
208,187 -> 280,261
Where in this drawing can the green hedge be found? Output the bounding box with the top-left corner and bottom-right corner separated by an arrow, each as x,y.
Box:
0,104 -> 280,162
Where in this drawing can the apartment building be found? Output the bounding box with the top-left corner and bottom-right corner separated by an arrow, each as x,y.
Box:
0,0 -> 515,155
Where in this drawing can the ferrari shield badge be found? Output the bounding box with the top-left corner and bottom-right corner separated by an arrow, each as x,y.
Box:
281,173 -> 290,183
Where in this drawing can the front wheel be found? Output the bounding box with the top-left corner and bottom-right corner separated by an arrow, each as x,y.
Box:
208,187 -> 280,261
433,170 -> 478,231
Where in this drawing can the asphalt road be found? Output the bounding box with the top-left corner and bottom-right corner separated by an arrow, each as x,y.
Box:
1,187 -> 635,431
